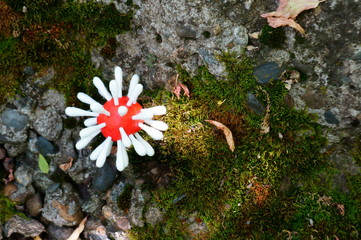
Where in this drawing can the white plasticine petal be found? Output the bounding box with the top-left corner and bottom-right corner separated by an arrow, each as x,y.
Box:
93,77 -> 112,101
118,106 -> 128,116
144,120 -> 168,131
139,123 -> 164,140
114,66 -> 123,98
126,84 -> 143,106
79,123 -> 106,138
122,145 -> 129,168
119,127 -> 131,147
109,80 -> 119,105
84,117 -> 97,127
90,103 -> 110,116
131,111 -> 154,120
65,107 -> 99,117
116,140 -> 126,171
75,130 -> 99,150
77,92 -> 99,105
141,106 -> 166,115
90,139 -> 107,160
127,74 -> 139,97
96,137 -> 112,168
135,133 -> 155,156
129,134 -> 146,156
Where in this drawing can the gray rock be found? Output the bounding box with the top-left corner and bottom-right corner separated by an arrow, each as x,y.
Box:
31,107 -> 63,141
67,149 -> 95,184
109,181 -> 128,205
53,129 -> 77,165
35,136 -> 59,156
128,188 -> 146,227
33,169 -> 57,193
92,161 -> 117,192
14,165 -> 33,186
8,183 -> 35,204
175,24 -> 198,39
42,183 -> 83,226
246,92 -> 266,115
253,62 -> 283,84
20,67 -> 55,99
144,204 -> 164,226
198,48 -> 217,66
47,224 -> 74,240
3,215 -> 45,238
0,109 -> 29,144
1,109 -> 29,131
324,110 -> 340,125
4,142 -> 27,158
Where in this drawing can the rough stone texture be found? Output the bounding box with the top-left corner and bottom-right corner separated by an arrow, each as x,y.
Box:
47,224 -> 74,240
67,148 -> 95,184
92,160 -> 118,192
52,129 -> 77,165
26,193 -> 43,217
144,204 -> 164,226
42,183 -> 84,226
0,109 -> 29,144
3,215 -> 45,238
4,142 -> 27,157
31,106 -> 63,141
8,183 -> 35,204
128,188 -> 148,227
14,165 -> 33,187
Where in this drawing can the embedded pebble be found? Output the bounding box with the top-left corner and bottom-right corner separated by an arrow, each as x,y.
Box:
3,215 -> 45,238
253,62 -> 283,84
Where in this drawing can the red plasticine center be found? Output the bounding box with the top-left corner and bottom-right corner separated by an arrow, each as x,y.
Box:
96,96 -> 143,141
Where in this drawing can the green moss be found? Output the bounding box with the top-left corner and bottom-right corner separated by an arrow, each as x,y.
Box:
259,24 -> 286,48
0,0 -> 134,104
0,194 -> 26,224
130,53 -> 360,239
118,184 -> 135,211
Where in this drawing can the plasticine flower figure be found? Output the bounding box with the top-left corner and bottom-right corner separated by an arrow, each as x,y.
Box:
65,66 -> 168,171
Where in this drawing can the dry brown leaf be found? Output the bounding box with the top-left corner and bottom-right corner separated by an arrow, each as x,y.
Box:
206,120 -> 235,152
336,203 -> 345,216
261,0 -> 327,35
259,88 -> 271,134
67,216 -> 88,240
33,236 -> 42,240
59,157 -> 74,171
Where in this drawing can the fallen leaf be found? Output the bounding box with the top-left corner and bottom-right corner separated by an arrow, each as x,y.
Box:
336,203 -> 345,216
59,157 -> 74,171
38,154 -> 49,174
246,45 -> 259,51
33,236 -> 42,240
261,0 -> 327,35
248,31 -> 260,39
206,120 -> 235,152
171,74 -> 190,99
67,216 -> 87,240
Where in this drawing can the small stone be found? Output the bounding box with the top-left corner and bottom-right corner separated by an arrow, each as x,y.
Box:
42,183 -> 83,226
3,215 -> 45,238
129,189 -> 146,227
3,183 -> 18,197
324,110 -> 340,124
47,224 -> 74,240
8,183 -> 35,204
32,107 -> 63,141
4,142 -> 27,158
92,161 -> 117,192
246,92 -> 266,115
253,62 -> 283,84
198,48 -> 217,65
116,216 -> 131,231
26,193 -> 43,217
1,109 -> 29,131
14,165 -> 33,186
145,204 -> 163,226
35,136 -> 59,156
175,24 -> 198,39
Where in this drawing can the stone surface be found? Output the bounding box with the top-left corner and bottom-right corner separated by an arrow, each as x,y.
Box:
35,136 -> 59,156
92,161 -> 117,192
8,183 -> 35,204
246,92 -> 266,115
14,165 -> 33,187
144,204 -> 164,226
31,107 -> 63,141
42,183 -> 83,226
1,109 -> 29,131
67,148 -> 95,184
0,109 -> 29,143
253,62 -> 283,84
128,188 -> 147,227
3,215 -> 45,238
52,129 -> 77,165
26,193 -> 43,217
4,142 -> 27,158
47,224 -> 74,240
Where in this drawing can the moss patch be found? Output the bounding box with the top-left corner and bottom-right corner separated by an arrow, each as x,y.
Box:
130,53 -> 360,239
0,0 -> 134,104
259,24 -> 286,48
